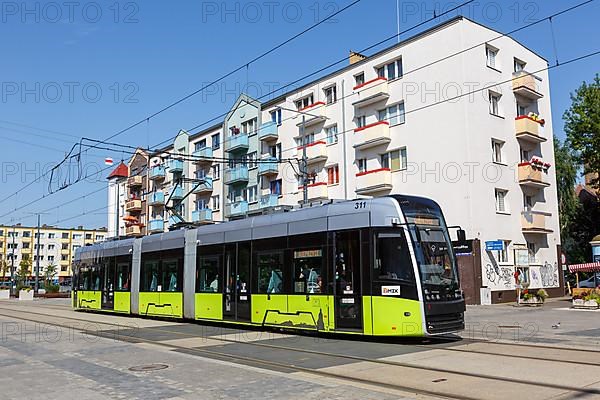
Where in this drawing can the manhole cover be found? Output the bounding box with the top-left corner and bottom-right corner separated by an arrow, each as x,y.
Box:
128,364 -> 169,372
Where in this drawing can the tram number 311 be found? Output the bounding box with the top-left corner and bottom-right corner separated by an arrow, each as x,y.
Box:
354,201 -> 367,209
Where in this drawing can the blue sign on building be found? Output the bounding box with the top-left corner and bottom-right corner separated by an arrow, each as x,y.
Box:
485,240 -> 505,251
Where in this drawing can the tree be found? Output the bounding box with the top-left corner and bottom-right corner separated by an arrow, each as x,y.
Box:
16,258 -> 31,288
564,74 -> 600,189
43,263 -> 59,293
0,260 -> 10,286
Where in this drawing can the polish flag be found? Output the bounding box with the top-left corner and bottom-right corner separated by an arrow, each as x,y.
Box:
105,157 -> 114,166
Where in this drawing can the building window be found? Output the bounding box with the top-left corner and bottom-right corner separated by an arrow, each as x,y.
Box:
247,152 -> 257,169
22,231 -> 31,238
486,45 -> 498,69
73,234 -> 82,240
494,240 -> 511,263
34,233 -> 44,239
327,165 -> 339,185
381,148 -> 407,171
517,103 -> 527,116
378,102 -> 405,125
211,195 -> 220,211
270,179 -> 282,196
48,256 -> 55,262
514,58 -> 526,72
495,189 -> 508,213
62,232 -> 69,239
357,158 -> 367,173
212,164 -> 220,180
354,72 -> 365,86
212,133 -> 220,149
325,124 -> 338,144
8,231 -> 18,237
61,255 -> 68,261
241,118 -> 257,135
22,242 -> 30,249
194,139 -> 207,152
270,108 -> 282,125
376,58 -> 403,80
268,143 -> 282,160
96,235 -> 104,241
85,234 -> 92,240
295,94 -> 314,110
527,242 -> 537,264
246,186 -> 258,203
491,139 -> 504,164
48,233 -> 55,239
196,199 -> 208,211
523,194 -> 534,211
34,244 -> 44,250
489,91 -> 501,116
48,244 -> 55,250
324,85 -> 337,104
62,243 -> 68,250
356,115 -> 366,129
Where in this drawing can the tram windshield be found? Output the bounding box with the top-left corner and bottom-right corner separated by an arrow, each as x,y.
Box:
395,196 -> 460,291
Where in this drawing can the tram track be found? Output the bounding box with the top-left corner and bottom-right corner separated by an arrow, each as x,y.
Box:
0,305 -> 599,400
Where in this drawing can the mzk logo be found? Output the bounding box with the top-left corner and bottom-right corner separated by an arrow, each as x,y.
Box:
381,286 -> 401,296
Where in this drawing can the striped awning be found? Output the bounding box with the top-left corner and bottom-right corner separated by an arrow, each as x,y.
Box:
568,262 -> 600,273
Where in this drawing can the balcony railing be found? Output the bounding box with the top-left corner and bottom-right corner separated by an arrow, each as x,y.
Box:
125,199 -> 142,212
125,225 -> 142,236
258,121 -> 278,141
512,71 -> 543,100
127,176 -> 143,187
224,134 -> 249,153
149,166 -> 166,180
515,116 -> 546,143
169,186 -> 183,200
192,208 -> 213,224
169,215 -> 184,226
518,163 -> 550,189
192,146 -> 213,163
295,102 -> 327,128
169,159 -> 184,174
148,191 -> 165,206
259,194 -> 279,208
192,176 -> 213,194
226,201 -> 249,217
148,219 -> 164,233
355,168 -> 393,195
353,121 -> 391,150
224,165 -> 249,185
299,182 -> 328,201
298,141 -> 327,164
258,157 -> 278,175
352,77 -> 390,107
521,210 -> 552,234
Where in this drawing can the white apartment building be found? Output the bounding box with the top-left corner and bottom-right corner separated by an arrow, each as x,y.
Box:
107,16 -> 561,303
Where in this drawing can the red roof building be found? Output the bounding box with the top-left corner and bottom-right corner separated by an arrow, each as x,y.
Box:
107,162 -> 129,180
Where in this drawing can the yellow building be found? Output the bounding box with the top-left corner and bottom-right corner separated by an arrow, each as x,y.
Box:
0,224 -> 107,284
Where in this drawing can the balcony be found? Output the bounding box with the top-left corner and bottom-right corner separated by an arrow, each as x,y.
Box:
225,134 -> 249,153
169,159 -> 184,174
512,71 -> 543,100
224,165 -> 249,185
148,191 -> 165,206
258,157 -> 278,176
192,208 -> 213,224
353,121 -> 391,150
125,225 -> 142,237
125,199 -> 142,212
355,168 -> 393,195
226,201 -> 249,218
518,163 -> 550,189
148,219 -> 164,233
521,210 -> 553,234
193,146 -> 213,163
169,215 -> 184,226
515,116 -> 546,144
352,77 -> 390,107
298,141 -> 327,164
259,194 -> 279,208
192,176 -> 213,194
295,102 -> 327,128
149,166 -> 166,180
299,182 -> 328,201
259,121 -> 278,141
127,175 -> 143,187
169,186 -> 183,200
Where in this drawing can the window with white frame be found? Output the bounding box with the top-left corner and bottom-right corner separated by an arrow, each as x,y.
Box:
494,240 -> 511,263
486,45 -> 498,69
516,102 -> 527,116
523,194 -> 534,211
212,164 -> 220,180
327,165 -> 339,185
48,255 -> 55,262
297,133 -> 315,147
520,148 -> 530,163
357,158 -> 367,173
247,186 -> 258,203
196,199 -> 208,210
380,148 -> 407,171
211,195 -> 220,211
489,91 -> 501,116
270,179 -> 282,195
491,139 -> 504,164
354,72 -> 365,86
241,118 -> 257,135
378,102 -> 405,125
356,115 -> 366,129
211,133 -> 220,149
325,124 -> 338,144
527,242 -> 537,264
270,108 -> 282,125
195,139 -> 207,151
324,85 -> 337,104
48,233 -> 55,239
376,58 -> 403,80
514,58 -> 526,72
495,189 -> 508,213
247,152 -> 257,169
295,94 -> 314,110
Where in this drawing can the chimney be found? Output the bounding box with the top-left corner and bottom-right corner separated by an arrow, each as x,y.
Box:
349,50 -> 367,65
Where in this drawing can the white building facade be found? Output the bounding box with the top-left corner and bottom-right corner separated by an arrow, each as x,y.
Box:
108,17 -> 561,303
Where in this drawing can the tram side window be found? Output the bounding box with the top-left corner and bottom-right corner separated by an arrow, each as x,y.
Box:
116,263 -> 130,291
335,231 -> 360,294
293,248 -> 324,294
375,232 -> 415,282
256,251 -> 284,294
91,266 -> 101,291
141,260 -> 160,292
162,259 -> 179,292
197,255 -> 220,292
79,266 -> 91,290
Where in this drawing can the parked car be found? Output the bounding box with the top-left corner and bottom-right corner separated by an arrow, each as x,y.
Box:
578,273 -> 600,288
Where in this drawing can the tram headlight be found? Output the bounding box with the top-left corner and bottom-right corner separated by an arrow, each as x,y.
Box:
425,295 -> 431,301
436,294 -> 441,300
424,289 -> 430,295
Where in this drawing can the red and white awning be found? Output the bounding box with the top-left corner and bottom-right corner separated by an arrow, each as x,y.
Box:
568,262 -> 600,273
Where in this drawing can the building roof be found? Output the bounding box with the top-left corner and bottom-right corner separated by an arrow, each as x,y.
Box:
107,162 -> 129,179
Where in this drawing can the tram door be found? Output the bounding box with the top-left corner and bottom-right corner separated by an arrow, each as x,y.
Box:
223,242 -> 251,322
333,231 -> 362,330
101,259 -> 115,310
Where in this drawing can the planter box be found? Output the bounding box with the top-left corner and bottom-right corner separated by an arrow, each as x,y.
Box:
19,289 -> 33,301
520,297 -> 544,306
0,289 -> 9,300
573,299 -> 599,309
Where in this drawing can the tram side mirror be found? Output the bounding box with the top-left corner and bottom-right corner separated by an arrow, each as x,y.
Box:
457,229 -> 467,245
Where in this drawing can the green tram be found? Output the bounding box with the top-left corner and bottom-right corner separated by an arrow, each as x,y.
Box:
73,195 -> 466,336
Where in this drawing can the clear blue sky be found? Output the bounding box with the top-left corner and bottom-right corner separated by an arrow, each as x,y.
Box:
1,0 -> 598,229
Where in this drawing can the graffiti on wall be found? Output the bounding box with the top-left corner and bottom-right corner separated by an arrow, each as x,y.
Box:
485,263 -> 513,289
540,262 -> 559,287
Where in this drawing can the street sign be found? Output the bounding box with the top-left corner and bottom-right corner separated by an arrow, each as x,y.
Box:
485,240 -> 504,251
561,253 -> 567,265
